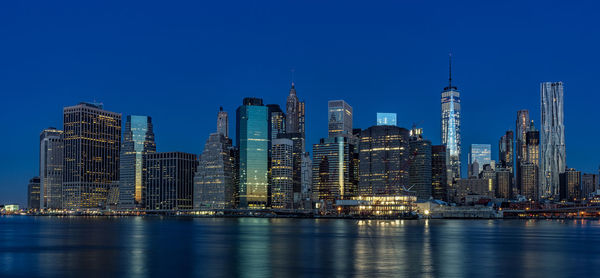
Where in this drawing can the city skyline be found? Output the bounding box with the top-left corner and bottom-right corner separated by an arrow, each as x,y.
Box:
2,1 -> 600,205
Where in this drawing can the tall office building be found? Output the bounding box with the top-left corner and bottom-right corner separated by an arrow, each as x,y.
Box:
581,174 -> 599,199
313,136 -> 358,205
409,130 -> 432,200
194,133 -> 234,209
270,138 -> 294,209
526,121 -> 540,165
540,82 -> 566,199
63,102 -> 121,210
300,152 -> 313,206
520,163 -> 539,201
286,83 -> 306,148
217,107 -> 229,138
27,176 -> 41,210
560,168 -> 580,201
515,110 -> 530,191
39,128 -> 63,209
237,98 -> 269,208
146,152 -> 197,211
119,115 -> 156,210
499,131 -> 514,174
358,125 -> 411,196
441,54 -> 462,181
268,104 -> 286,141
431,145 -> 448,201
496,168 -> 512,199
376,113 -> 397,126
277,132 -> 304,206
468,144 -> 491,177
328,100 -> 353,137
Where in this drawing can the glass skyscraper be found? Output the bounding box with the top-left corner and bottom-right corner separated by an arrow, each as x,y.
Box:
376,113 -> 397,126
540,82 -> 566,199
236,98 -> 269,208
441,55 -> 461,181
119,115 -> 156,209
328,100 -> 353,137
468,144 -> 491,177
515,110 -> 530,191
39,127 -> 63,209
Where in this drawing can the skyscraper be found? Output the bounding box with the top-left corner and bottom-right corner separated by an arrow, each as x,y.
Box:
194,133 -> 234,209
499,131 -> 514,173
441,54 -> 461,181
39,128 -> 63,209
526,121 -> 540,165
313,136 -> 358,206
522,121 -> 540,200
431,145 -> 448,201
277,132 -> 304,207
358,125 -> 411,196
328,100 -> 353,137
496,169 -> 512,199
468,144 -> 491,177
63,102 -> 121,210
376,113 -> 397,126
408,130 -> 432,200
119,115 -> 156,210
540,82 -> 566,199
515,110 -> 530,191
268,104 -> 286,141
27,176 -> 40,210
300,152 -> 313,207
270,138 -> 294,209
581,173 -> 599,199
237,98 -> 269,208
146,152 -> 197,210
560,168 -> 580,201
286,82 -> 306,149
217,107 -> 229,138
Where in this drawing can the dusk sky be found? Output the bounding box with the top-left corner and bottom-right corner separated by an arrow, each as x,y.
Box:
1,0 -> 599,205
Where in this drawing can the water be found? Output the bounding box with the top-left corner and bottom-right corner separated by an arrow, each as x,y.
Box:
1,216 -> 599,277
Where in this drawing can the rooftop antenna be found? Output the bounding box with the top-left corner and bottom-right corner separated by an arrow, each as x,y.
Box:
448,52 -> 452,89
290,68 -> 295,87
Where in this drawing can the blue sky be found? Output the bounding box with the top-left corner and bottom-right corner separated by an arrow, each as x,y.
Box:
1,0 -> 599,205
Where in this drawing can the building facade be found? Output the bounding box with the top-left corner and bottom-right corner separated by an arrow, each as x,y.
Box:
358,126 -> 411,197
194,133 -> 234,209
270,138 -> 294,209
560,168 -> 581,201
286,83 -> 306,149
376,113 -> 397,126
328,100 -> 353,137
431,145 -> 448,201
146,152 -> 198,211
441,56 -> 461,181
27,176 -> 41,210
39,128 -> 63,209
581,174 -> 599,199
119,115 -> 156,210
63,102 -> 121,210
217,107 -> 229,138
520,163 -> 539,201
515,110 -> 530,191
540,82 -> 566,199
313,136 -> 358,205
409,131 -> 432,200
236,98 -> 269,208
468,144 -> 491,177
496,168 -> 512,199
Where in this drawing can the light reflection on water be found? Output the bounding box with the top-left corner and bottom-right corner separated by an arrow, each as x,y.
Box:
1,216 -> 600,277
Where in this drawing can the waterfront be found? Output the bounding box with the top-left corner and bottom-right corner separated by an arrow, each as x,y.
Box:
1,216 -> 600,277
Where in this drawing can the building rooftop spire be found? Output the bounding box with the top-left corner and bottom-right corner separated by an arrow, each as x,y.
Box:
444,52 -> 457,91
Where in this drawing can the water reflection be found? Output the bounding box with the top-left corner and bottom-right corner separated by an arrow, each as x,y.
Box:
1,216 -> 600,277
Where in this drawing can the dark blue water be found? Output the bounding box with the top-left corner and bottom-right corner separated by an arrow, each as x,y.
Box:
1,216 -> 599,277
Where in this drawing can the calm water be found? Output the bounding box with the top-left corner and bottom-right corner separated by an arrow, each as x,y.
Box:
1,216 -> 599,277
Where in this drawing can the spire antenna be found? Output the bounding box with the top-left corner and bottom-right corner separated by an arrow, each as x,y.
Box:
448,52 -> 452,89
291,68 -> 295,87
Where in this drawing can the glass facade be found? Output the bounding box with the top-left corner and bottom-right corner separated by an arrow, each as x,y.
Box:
119,115 -> 156,209
441,86 -> 461,181
313,136 -> 358,206
145,152 -> 198,210
540,82 -> 566,199
376,113 -> 397,126
328,100 -> 353,137
39,128 -> 63,209
468,144 -> 491,176
237,98 -> 269,208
